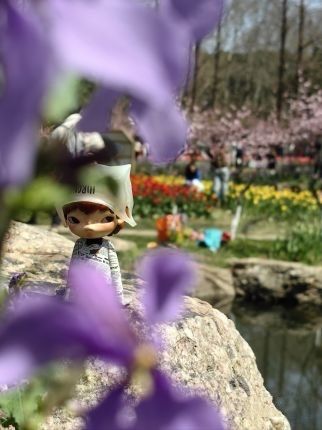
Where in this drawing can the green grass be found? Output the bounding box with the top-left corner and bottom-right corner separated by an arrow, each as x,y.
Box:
118,231 -> 279,270
118,213 -> 286,271
120,223 -> 322,269
178,238 -> 278,267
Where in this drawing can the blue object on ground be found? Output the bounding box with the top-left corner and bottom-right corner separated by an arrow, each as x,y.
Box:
199,228 -> 222,252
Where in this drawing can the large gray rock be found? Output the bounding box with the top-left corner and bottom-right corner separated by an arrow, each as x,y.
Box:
1,222 -> 136,291
2,223 -> 289,430
232,258 -> 322,306
194,264 -> 235,312
2,222 -> 73,287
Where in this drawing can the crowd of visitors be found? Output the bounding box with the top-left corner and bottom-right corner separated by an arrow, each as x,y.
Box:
183,138 -> 280,204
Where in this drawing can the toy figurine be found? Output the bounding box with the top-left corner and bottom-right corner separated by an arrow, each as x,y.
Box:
56,164 -> 136,302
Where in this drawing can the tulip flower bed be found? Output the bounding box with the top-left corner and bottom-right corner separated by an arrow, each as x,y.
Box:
227,183 -> 319,219
136,175 -> 320,220
131,175 -> 217,218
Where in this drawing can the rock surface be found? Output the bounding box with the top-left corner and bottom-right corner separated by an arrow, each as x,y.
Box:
194,264 -> 235,312
232,258 -> 322,306
1,222 -> 136,289
2,222 -> 73,287
1,223 -> 290,430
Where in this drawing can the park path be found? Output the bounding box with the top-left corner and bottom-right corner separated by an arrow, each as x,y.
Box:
120,228 -> 279,241
45,224 -> 279,241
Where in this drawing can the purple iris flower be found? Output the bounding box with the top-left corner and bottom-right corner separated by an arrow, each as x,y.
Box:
0,0 -> 225,185
0,249 -> 223,429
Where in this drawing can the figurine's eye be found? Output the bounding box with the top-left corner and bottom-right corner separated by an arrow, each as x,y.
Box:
103,215 -> 115,223
68,216 -> 80,224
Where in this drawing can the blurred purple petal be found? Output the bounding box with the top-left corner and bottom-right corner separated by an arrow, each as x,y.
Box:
131,100 -> 187,163
0,1 -> 51,185
138,249 -> 196,325
160,0 -> 225,41
87,384 -> 132,430
131,370 -> 224,430
69,261 -> 137,363
0,296 -> 110,385
78,87 -> 120,133
0,122 -> 38,187
87,371 -> 224,430
0,346 -> 34,387
49,0 -> 186,107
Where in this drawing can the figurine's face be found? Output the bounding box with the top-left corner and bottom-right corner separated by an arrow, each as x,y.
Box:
66,206 -> 123,239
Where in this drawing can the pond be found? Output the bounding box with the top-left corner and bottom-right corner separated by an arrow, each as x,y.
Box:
230,302 -> 322,430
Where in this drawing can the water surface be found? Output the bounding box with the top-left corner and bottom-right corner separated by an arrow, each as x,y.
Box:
230,303 -> 322,430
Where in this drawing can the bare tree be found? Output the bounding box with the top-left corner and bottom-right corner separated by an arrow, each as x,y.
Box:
189,43 -> 201,113
211,23 -> 222,109
277,0 -> 288,119
295,0 -> 305,93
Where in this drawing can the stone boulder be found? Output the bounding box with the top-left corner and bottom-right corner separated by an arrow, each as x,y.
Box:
1,222 -> 136,291
194,264 -> 235,312
162,297 -> 290,430
1,223 -> 289,429
2,222 -> 73,287
232,258 -> 322,306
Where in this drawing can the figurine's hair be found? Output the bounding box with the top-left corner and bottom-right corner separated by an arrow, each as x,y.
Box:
63,202 -> 123,236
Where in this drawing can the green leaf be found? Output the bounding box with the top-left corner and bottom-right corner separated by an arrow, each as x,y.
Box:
0,385 -> 41,428
0,363 -> 83,429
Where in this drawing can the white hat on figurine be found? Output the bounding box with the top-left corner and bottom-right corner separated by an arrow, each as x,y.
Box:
57,164 -> 136,227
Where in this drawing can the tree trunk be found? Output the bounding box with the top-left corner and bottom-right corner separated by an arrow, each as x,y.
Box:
212,23 -> 222,109
189,43 -> 201,114
295,0 -> 305,93
276,0 -> 288,120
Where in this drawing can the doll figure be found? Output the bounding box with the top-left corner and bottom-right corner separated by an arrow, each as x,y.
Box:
56,164 -> 136,302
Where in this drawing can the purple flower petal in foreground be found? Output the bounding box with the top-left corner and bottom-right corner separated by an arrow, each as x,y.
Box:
52,0 -> 189,162
87,371 -> 224,430
130,100 -> 187,163
68,261 -> 136,358
87,385 -> 131,430
49,0 -> 186,108
78,87 -> 120,133
0,296 -> 106,386
74,0 -> 225,163
0,1 -> 51,186
132,370 -> 224,430
138,249 -> 196,325
0,262 -> 139,385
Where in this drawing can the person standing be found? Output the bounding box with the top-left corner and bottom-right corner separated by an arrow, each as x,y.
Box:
184,158 -> 204,192
207,143 -> 230,204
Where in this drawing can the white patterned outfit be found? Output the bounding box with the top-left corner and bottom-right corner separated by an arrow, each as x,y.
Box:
70,237 -> 123,301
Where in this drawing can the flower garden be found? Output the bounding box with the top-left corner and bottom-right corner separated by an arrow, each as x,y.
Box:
132,174 -> 320,219
131,175 -> 217,218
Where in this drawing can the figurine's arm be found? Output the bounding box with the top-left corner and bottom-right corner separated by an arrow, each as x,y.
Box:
107,241 -> 123,302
